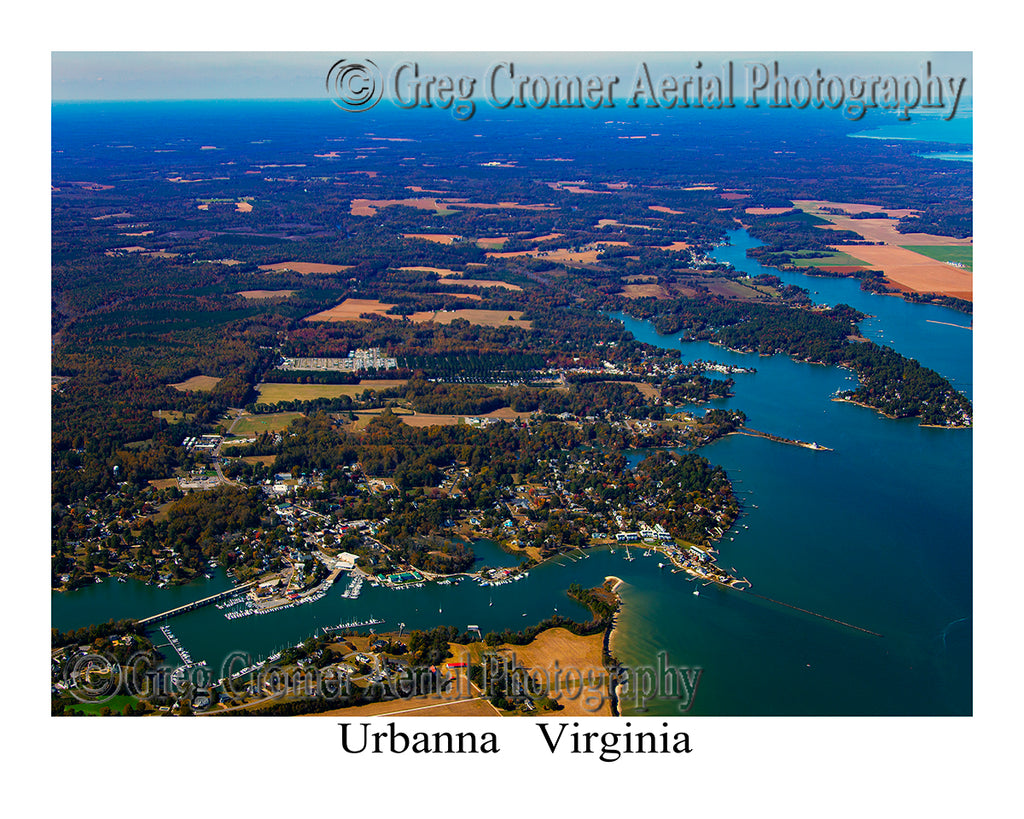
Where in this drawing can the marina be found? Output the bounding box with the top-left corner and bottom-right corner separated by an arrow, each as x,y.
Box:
321,618 -> 386,634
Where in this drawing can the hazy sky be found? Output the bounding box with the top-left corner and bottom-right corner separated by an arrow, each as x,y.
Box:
52,52 -> 972,101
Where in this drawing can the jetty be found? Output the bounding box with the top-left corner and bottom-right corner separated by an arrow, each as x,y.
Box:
745,591 -> 882,637
732,427 -> 832,451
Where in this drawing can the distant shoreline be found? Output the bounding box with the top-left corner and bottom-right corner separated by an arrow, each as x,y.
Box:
831,396 -> 971,429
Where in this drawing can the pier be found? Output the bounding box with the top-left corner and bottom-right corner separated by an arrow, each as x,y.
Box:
137,581 -> 257,626
321,617 -> 385,634
158,624 -> 202,667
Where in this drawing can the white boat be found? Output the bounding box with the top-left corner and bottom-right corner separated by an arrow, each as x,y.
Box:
693,589 -> 700,596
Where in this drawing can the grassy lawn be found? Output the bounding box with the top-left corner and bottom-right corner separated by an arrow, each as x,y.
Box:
255,380 -> 407,405
65,694 -> 141,716
900,245 -> 973,271
788,250 -> 868,267
230,411 -> 305,436
737,276 -> 780,298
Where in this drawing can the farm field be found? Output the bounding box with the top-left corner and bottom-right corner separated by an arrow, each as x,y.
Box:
699,278 -> 773,300
397,266 -> 465,277
228,411 -> 306,435
225,454 -> 278,466
790,250 -> 870,268
901,245 -> 973,272
486,243 -> 628,264
434,278 -> 522,291
169,375 -> 222,392
235,290 -> 295,299
407,309 -> 532,329
257,262 -> 353,275
255,380 -> 408,404
343,407 -> 416,431
793,199 -> 973,246
402,265 -> 523,290
304,298 -> 396,322
350,197 -> 458,216
399,407 -> 534,427
446,628 -> 612,717
402,233 -> 461,244
621,283 -> 672,299
833,244 -> 973,300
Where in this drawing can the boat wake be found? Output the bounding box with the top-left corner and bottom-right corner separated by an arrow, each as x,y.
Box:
936,616 -> 969,652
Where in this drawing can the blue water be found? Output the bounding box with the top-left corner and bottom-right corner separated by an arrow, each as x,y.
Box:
712,229 -> 972,395
918,151 -> 972,163
50,98 -> 972,713
603,228 -> 971,715
850,113 -> 972,146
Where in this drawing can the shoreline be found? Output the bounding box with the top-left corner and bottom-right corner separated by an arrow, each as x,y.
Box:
830,396 -> 971,429
603,575 -> 625,718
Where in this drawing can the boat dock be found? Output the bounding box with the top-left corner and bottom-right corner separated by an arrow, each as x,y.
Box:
158,624 -> 202,667
138,581 -> 257,626
321,617 -> 385,634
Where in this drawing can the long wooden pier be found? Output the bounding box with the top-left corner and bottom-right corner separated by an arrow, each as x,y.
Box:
137,581 -> 256,626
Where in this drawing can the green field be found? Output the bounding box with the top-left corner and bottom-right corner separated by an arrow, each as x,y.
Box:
737,276 -> 781,298
789,250 -> 868,268
230,412 -> 306,436
65,694 -> 141,716
255,380 -> 407,405
900,245 -> 973,272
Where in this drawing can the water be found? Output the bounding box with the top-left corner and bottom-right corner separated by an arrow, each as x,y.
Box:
712,229 -> 972,395
51,229 -> 971,714
918,151 -> 972,163
849,114 -> 972,146
606,229 -> 971,715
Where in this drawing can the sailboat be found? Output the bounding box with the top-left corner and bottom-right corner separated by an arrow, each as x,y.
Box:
488,597 -> 493,607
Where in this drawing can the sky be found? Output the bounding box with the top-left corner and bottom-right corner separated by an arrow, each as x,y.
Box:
51,51 -> 972,102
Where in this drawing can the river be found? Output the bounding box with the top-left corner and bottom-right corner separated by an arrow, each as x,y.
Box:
51,228 -> 971,715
